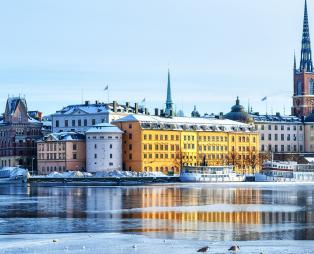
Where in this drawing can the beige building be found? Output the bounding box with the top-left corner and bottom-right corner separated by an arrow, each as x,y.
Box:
37,132 -> 86,175
304,110 -> 314,152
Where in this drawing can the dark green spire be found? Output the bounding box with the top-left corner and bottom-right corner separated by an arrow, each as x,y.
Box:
300,0 -> 313,72
165,69 -> 173,116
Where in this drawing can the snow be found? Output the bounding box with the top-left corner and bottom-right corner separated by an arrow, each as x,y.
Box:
46,171 -> 92,178
42,170 -> 170,178
0,167 -> 29,179
0,233 -> 313,254
86,123 -> 123,134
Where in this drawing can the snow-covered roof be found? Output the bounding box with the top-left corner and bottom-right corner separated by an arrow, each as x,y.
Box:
251,113 -> 302,123
113,114 -> 256,132
41,132 -> 85,141
86,123 -> 123,134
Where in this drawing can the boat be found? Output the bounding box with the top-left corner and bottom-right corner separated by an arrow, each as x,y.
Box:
0,167 -> 29,184
255,160 -> 314,182
179,165 -> 245,182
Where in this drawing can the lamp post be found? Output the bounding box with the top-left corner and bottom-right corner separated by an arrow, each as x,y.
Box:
31,157 -> 35,176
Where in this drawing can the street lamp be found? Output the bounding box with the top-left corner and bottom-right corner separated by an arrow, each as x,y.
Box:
31,157 -> 35,176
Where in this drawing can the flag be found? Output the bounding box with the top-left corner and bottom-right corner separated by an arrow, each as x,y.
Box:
141,98 -> 146,103
261,96 -> 267,102
104,85 -> 109,91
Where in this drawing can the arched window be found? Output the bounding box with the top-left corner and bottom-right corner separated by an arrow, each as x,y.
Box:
310,80 -> 314,95
297,81 -> 302,95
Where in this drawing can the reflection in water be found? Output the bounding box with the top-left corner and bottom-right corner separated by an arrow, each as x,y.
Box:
0,184 -> 313,240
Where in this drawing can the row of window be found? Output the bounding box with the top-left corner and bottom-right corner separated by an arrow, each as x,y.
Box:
296,80 -> 314,95
258,124 -> 302,131
261,144 -> 303,152
143,134 -> 256,143
55,118 -> 106,128
261,133 -> 299,141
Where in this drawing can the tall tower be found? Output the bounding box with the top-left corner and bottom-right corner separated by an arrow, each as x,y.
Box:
292,0 -> 314,117
164,69 -> 174,117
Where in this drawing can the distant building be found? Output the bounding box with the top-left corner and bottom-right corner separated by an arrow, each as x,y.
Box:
0,97 -> 43,171
86,123 -> 123,173
37,132 -> 86,175
224,97 -> 253,124
251,113 -> 304,153
292,0 -> 314,117
51,100 -> 148,133
191,106 -> 200,118
303,109 -> 314,152
113,114 -> 260,175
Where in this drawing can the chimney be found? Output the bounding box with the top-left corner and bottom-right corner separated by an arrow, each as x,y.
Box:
95,100 -> 99,105
126,102 -> 130,108
85,101 -> 90,106
154,108 -> 159,116
276,112 -> 280,117
219,112 -> 223,119
160,109 -> 164,116
113,101 -> 117,113
135,103 -> 139,114
144,108 -> 148,115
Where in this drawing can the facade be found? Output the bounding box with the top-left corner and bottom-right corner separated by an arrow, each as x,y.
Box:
37,132 -> 86,175
304,109 -> 314,152
113,114 -> 260,175
0,97 -> 43,171
292,0 -> 314,117
86,123 -> 123,173
252,113 -> 304,153
51,100 -> 148,133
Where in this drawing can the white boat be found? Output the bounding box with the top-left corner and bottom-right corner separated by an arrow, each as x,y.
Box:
255,160 -> 314,182
180,166 -> 245,182
0,167 -> 29,184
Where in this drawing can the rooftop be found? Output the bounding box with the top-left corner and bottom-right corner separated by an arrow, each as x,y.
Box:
113,114 -> 256,132
42,132 -> 85,142
251,113 -> 302,123
86,123 -> 123,134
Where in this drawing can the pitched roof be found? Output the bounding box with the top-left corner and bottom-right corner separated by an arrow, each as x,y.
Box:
86,123 -> 123,134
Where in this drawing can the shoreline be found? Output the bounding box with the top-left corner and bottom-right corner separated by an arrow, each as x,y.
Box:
1,232 -> 314,254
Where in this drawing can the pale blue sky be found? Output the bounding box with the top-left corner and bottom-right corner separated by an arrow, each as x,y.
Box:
0,0 -> 307,116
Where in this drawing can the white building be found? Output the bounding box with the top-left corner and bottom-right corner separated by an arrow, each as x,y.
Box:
86,123 -> 123,173
51,101 -> 147,133
252,113 -> 304,153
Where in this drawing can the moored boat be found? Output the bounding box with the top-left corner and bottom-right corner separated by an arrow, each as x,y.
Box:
255,160 -> 314,182
179,165 -> 245,182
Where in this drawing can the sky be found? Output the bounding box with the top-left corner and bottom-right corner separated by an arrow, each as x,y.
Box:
0,0 -> 308,116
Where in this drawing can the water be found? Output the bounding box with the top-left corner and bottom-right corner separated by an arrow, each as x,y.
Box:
0,183 -> 314,241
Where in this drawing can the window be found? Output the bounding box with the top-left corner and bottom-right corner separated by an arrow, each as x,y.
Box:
78,120 -> 81,126
310,80 -> 314,95
84,119 -> 87,126
73,153 -> 77,159
94,154 -> 97,158
129,124 -> 132,129
72,120 -> 75,126
268,134 -> 271,141
281,134 -> 284,141
73,144 -> 77,150
55,120 -> 59,127
110,154 -> 112,159
65,120 -> 68,127
92,119 -> 96,125
268,125 -> 271,130
94,144 -> 97,149
110,144 -> 113,149
297,81 -> 302,95
129,134 -> 132,139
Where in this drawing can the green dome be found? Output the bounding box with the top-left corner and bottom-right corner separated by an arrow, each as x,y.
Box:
224,97 -> 253,124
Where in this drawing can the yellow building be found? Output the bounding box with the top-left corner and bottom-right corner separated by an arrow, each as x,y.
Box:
113,115 -> 259,174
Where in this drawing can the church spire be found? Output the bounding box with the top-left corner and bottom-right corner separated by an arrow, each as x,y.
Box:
300,0 -> 313,72
165,69 -> 173,117
294,51 -> 297,71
